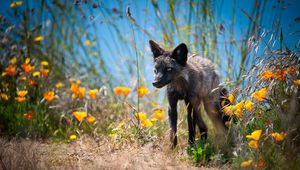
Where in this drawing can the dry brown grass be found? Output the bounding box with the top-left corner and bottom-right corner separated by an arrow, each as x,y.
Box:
0,136 -> 222,170
0,138 -> 38,170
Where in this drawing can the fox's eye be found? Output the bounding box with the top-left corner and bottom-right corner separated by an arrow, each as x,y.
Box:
167,67 -> 172,72
154,69 -> 158,74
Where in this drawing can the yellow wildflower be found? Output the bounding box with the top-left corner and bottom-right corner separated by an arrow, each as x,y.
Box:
0,93 -> 9,101
15,97 -> 26,102
34,35 -> 44,42
294,79 -> 300,86
10,57 -> 17,65
32,71 -> 40,77
137,86 -> 150,97
73,111 -> 87,122
55,82 -> 64,88
260,70 -> 274,80
40,61 -> 49,66
234,108 -> 244,119
25,57 -> 30,64
228,94 -> 235,104
244,100 -> 254,111
23,111 -> 33,120
72,93 -> 77,99
246,129 -> 262,141
252,88 -> 267,102
113,86 -> 123,96
135,112 -> 147,122
235,100 -> 245,110
122,87 -> 131,96
19,76 -> 27,81
248,140 -> 259,149
85,40 -> 93,46
69,135 -> 77,140
272,132 -> 286,142
240,159 -> 253,167
153,109 -> 164,121
113,86 -> 131,97
17,90 -> 28,97
151,118 -> 158,122
223,105 -> 235,116
88,89 -> 98,100
78,87 -> 85,100
141,119 -> 153,128
10,1 -> 22,8
43,91 -> 56,102
225,121 -> 231,128
70,82 -> 79,94
223,101 -> 244,118
86,115 -> 96,124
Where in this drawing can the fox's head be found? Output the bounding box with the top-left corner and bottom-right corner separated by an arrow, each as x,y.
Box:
149,40 -> 188,88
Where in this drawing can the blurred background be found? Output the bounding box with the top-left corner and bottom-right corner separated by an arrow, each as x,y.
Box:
1,0 -> 299,94
1,1 -> 300,168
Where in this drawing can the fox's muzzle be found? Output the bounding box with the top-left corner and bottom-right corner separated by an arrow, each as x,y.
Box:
152,72 -> 166,88
152,74 -> 171,88
152,80 -> 165,88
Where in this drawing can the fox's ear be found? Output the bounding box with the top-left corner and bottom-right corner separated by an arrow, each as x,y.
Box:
171,43 -> 188,65
149,40 -> 165,58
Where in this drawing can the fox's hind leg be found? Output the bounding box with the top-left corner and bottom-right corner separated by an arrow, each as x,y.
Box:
193,108 -> 208,140
203,100 -> 226,136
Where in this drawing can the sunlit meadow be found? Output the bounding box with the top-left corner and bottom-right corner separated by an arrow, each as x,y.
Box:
0,0 -> 300,169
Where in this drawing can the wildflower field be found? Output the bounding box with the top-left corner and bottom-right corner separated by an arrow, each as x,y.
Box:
0,0 -> 300,169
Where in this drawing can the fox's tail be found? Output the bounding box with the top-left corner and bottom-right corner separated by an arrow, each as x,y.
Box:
216,88 -> 231,124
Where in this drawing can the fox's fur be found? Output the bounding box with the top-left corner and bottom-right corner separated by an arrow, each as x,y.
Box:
149,40 -> 228,147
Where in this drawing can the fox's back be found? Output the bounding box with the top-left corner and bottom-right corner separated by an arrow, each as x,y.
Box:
185,55 -> 220,99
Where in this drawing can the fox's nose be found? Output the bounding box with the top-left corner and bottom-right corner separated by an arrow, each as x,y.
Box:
152,80 -> 164,88
152,81 -> 159,87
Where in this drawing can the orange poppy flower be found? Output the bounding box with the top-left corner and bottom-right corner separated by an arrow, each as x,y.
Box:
73,111 -> 87,122
260,70 -> 274,80
23,111 -> 33,120
251,88 -> 267,102
3,65 -> 17,77
28,79 -> 38,87
17,90 -> 28,97
137,86 -> 149,97
86,115 -> 96,124
15,97 -> 26,102
78,87 -> 85,100
41,69 -> 49,77
88,89 -> 98,100
43,91 -> 56,102
21,63 -> 35,73
153,109 -> 164,121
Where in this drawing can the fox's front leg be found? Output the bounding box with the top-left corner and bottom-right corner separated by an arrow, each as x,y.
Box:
185,101 -> 195,145
168,92 -> 178,149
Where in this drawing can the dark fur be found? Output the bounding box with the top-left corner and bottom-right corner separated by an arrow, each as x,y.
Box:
149,40 -> 228,148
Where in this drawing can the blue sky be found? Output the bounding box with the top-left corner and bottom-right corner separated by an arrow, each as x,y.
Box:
1,0 -> 300,89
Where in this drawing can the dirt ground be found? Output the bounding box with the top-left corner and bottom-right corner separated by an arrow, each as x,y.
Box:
0,136 -> 220,170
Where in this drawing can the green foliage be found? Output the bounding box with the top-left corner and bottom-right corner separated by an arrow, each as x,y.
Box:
187,139 -> 214,163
